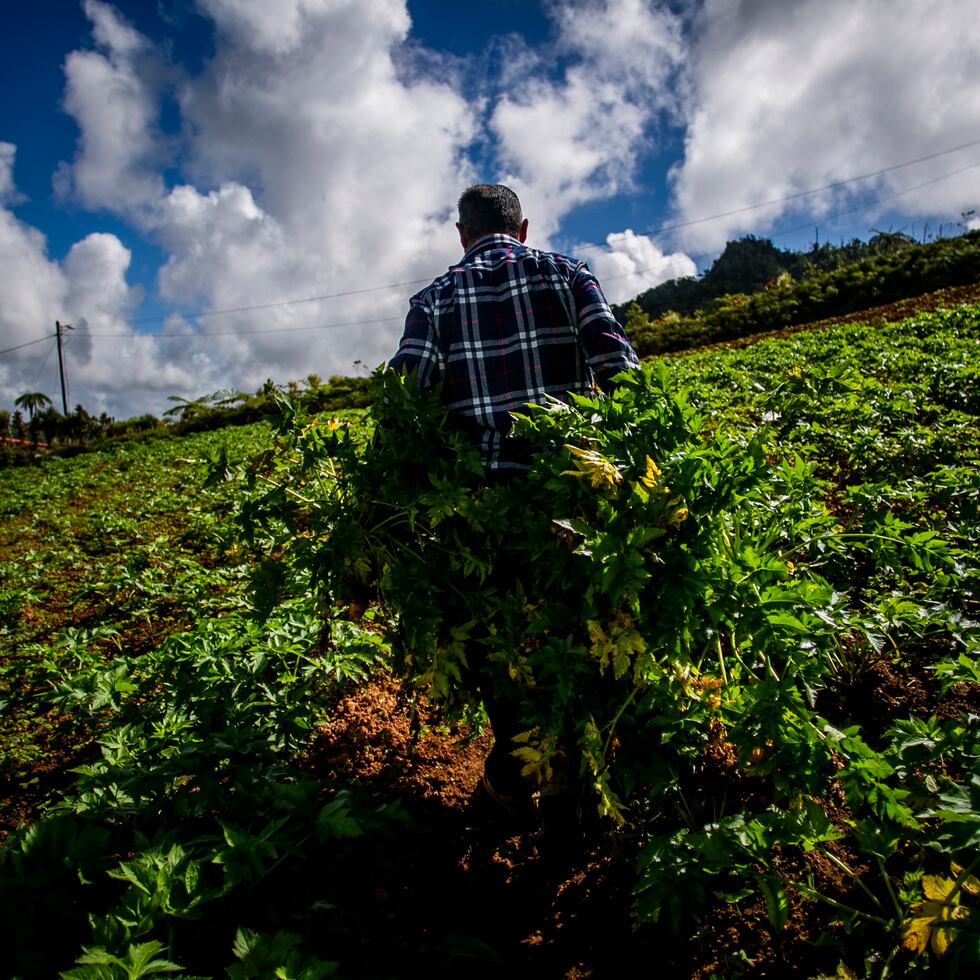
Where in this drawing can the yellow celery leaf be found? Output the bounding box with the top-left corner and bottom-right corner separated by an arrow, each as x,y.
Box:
639,455 -> 662,489
951,862 -> 980,896
562,444 -> 623,489
902,876 -> 971,957
901,915 -> 931,954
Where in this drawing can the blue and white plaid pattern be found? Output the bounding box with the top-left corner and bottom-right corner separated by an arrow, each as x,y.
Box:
389,235 -> 640,471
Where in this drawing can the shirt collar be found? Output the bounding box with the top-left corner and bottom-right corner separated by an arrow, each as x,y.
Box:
461,233 -> 523,260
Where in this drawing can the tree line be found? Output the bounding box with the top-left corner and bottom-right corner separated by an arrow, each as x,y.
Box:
0,374 -> 373,467
615,229 -> 980,356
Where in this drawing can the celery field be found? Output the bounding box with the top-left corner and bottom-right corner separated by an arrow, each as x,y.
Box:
1,307 -> 978,978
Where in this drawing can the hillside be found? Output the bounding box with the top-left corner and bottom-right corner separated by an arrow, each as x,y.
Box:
662,280 -> 980,357
618,229 -> 980,357
616,230 -> 927,320
1,303 -> 978,977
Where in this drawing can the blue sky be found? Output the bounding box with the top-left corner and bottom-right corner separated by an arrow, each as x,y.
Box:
2,0 -> 979,418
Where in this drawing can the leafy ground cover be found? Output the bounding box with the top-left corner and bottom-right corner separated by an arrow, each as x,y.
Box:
0,424 -> 275,825
0,306 -> 977,978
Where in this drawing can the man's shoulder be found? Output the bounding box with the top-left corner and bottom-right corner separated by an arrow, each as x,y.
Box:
410,267 -> 456,305
479,242 -> 587,280
410,241 -> 587,303
540,248 -> 586,272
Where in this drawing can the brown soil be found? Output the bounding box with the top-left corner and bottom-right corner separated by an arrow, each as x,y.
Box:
297,677 -> 639,978
289,675 -> 868,979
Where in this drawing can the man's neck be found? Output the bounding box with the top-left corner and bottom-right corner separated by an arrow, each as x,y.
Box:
462,233 -> 522,256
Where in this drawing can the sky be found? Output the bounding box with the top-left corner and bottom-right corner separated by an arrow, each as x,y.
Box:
1,0 -> 979,421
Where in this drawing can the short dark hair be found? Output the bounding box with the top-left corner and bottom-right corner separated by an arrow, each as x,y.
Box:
457,184 -> 523,239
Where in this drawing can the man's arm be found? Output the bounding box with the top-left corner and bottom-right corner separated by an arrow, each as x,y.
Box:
571,263 -> 640,391
388,296 -> 443,387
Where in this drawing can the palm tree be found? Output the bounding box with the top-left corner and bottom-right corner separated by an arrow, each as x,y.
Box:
14,391 -> 52,419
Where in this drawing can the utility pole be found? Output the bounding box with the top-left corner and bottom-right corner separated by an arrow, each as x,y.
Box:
56,320 -> 74,415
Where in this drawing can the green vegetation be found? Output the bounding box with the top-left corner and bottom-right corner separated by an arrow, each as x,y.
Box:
617,230 -> 927,320
1,304 -> 978,976
620,230 -> 980,356
0,374 -> 372,468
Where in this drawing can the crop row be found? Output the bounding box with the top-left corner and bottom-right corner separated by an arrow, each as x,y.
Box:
0,307 -> 977,977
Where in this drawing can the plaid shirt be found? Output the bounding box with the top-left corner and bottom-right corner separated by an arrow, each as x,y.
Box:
388,234 -> 640,471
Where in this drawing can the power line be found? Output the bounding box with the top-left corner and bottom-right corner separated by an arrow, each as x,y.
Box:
577,135 -> 980,251
124,277 -> 434,327
2,137 -> 978,356
47,155 -> 980,351
0,333 -> 57,357
88,149 -> 980,350
62,135 -> 980,331
84,313 -> 405,339
581,156 -> 980,285
29,338 -> 58,387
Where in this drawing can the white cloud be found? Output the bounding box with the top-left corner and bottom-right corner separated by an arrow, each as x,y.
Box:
85,0 -> 148,56
0,199 -> 67,358
0,154 -> 175,419
670,0 -> 980,250
155,183 -> 287,306
585,230 -> 696,305
64,233 -> 138,325
0,143 -> 26,206
20,0 -> 980,419
199,0 -> 411,57
177,0 -> 474,255
555,0 -> 684,99
56,1 -> 168,217
38,0 -> 701,417
49,0 -> 481,413
0,150 -> 86,413
493,0 -> 684,239
62,232 -> 141,367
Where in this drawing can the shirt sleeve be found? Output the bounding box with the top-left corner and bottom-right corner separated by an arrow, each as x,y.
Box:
387,295 -> 443,387
571,262 -> 641,389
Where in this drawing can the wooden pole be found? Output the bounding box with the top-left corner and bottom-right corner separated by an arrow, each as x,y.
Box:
56,321 -> 73,415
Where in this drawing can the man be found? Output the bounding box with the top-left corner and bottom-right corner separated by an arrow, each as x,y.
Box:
388,184 -> 639,828
389,183 -> 639,473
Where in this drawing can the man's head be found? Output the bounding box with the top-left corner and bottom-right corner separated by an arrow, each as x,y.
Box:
456,184 -> 528,249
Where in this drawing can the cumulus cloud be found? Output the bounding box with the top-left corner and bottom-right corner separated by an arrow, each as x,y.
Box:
0,143 -> 27,206
670,0 -> 980,250
177,0 -> 475,263
0,141 -> 214,418
64,233 -> 138,325
0,195 -> 67,357
33,0 -> 977,419
0,154 -> 173,418
156,183 -> 288,306
49,0 -> 482,411
62,232 -> 141,366
584,230 -> 697,305
493,0 -> 685,238
55,0 -> 168,217
39,0 -> 980,418
34,0 -> 703,417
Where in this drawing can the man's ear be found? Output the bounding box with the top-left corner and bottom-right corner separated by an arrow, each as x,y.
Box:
456,222 -> 469,250
518,217 -> 529,243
